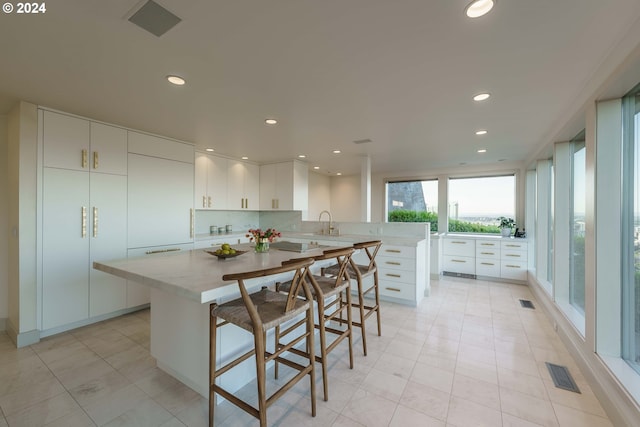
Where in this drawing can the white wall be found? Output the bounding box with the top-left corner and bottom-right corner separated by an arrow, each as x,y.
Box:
0,115 -> 8,325
308,171 -> 331,220
330,174 -> 360,222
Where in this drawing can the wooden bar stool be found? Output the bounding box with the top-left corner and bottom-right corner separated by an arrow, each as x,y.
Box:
323,240 -> 382,356
275,246 -> 355,401
209,257 -> 317,427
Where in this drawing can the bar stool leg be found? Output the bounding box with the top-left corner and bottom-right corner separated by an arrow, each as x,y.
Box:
317,298 -> 329,401
345,290 -> 354,369
254,331 -> 267,427
307,304 -> 317,417
356,278 -> 368,356
209,305 -> 217,427
274,325 -> 280,379
375,270 -> 382,337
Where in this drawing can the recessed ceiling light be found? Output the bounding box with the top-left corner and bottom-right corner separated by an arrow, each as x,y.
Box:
475,130 -> 488,135
336,172 -> 342,176
313,166 -> 320,170
205,148 -> 214,152
166,75 -> 186,85
265,118 -> 278,125
332,150 -> 341,154
298,154 -> 306,158
477,149 -> 487,153
473,92 -> 491,101
241,156 -> 249,160
465,0 -> 495,18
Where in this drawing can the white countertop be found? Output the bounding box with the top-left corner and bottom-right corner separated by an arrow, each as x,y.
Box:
441,233 -> 529,242
282,232 -> 427,246
94,243 -> 331,304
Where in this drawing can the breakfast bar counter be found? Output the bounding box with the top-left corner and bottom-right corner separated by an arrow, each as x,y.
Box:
93,243 -> 331,397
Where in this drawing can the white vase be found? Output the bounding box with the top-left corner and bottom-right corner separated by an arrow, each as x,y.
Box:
501,228 -> 511,237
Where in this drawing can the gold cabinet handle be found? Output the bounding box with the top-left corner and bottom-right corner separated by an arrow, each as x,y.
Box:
81,207 -> 87,237
480,262 -> 495,266
93,151 -> 98,169
451,241 -> 467,244
145,248 -> 181,255
505,264 -> 521,268
480,243 -> 495,246
208,196 -> 212,208
81,149 -> 88,169
385,287 -> 401,292
202,196 -> 207,208
505,244 -> 521,247
385,273 -> 402,278
480,252 -> 495,255
385,249 -> 401,253
245,198 -> 249,209
451,259 -> 466,263
190,208 -> 194,238
92,207 -> 98,237
385,261 -> 401,265
506,254 -> 521,257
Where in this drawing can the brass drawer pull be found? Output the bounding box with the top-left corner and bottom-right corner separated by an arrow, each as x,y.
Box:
208,196 -> 212,208
480,252 -> 495,255
451,241 -> 467,244
93,207 -> 98,237
145,248 -> 181,255
451,259 -> 466,263
480,262 -> 495,266
386,273 -> 401,278
385,287 -> 401,292
81,206 -> 87,237
203,196 -> 207,208
81,149 -> 88,168
506,254 -> 521,257
385,261 -> 401,265
505,244 -> 522,248
505,264 -> 521,268
480,243 -> 495,246
93,151 -> 99,169
385,249 -> 401,253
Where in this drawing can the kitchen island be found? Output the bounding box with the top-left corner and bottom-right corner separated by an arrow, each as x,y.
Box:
93,243 -> 331,397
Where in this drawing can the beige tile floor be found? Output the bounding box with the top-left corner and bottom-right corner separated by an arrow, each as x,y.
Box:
0,277 -> 615,426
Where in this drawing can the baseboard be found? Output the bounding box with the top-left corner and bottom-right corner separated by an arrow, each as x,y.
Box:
5,318 -> 40,348
527,273 -> 640,427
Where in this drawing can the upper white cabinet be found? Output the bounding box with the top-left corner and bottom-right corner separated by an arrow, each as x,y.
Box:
227,160 -> 259,210
195,152 -> 228,209
43,110 -> 127,175
259,160 -> 308,214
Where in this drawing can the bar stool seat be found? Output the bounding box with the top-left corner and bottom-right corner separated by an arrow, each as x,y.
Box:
322,240 -> 382,356
209,257 -> 317,427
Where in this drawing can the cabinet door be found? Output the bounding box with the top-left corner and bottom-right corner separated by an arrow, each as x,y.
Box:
208,155 -> 228,209
128,154 -> 194,248
42,168 -> 90,330
90,122 -> 127,175
227,160 -> 245,209
243,162 -> 260,210
195,153 -> 209,209
89,173 -> 127,317
275,162 -> 294,210
259,163 -> 277,210
43,110 -> 90,171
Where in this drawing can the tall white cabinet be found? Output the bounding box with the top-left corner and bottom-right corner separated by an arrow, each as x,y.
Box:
41,111 -> 128,330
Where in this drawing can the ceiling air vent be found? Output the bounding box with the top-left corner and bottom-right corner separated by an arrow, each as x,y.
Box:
353,138 -> 372,145
128,0 -> 181,37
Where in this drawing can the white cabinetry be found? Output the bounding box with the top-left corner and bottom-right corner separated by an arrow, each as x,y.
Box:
442,238 -> 475,275
41,111 -> 127,330
500,240 -> 528,281
227,160 -> 259,210
259,161 -> 308,215
475,240 -> 500,278
195,152 -> 228,210
376,244 -> 425,303
127,132 -> 195,249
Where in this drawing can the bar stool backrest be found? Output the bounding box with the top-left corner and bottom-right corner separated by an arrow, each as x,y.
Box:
351,240 -> 382,274
312,246 -> 355,288
221,257 -> 315,332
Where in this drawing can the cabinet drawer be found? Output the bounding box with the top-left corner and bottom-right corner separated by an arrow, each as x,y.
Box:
475,259 -> 500,277
476,248 -> 500,259
501,250 -> 527,260
444,239 -> 475,257
501,241 -> 528,251
378,256 -> 415,271
476,240 -> 500,250
378,268 -> 414,284
379,245 -> 415,259
500,260 -> 528,281
443,255 -> 475,275
379,282 -> 415,301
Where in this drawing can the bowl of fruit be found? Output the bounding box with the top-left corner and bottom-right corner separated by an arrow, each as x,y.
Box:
205,243 -> 246,260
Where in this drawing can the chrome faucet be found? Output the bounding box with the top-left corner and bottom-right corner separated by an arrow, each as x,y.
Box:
318,210 -> 333,235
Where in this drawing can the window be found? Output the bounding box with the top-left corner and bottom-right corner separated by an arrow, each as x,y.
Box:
447,175 -> 516,233
622,88 -> 640,373
570,132 -> 586,314
386,179 -> 438,231
548,163 -> 555,284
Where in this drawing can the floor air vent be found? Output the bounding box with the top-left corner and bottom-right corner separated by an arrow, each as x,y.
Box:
443,271 -> 476,280
519,299 -> 535,309
545,362 -> 581,393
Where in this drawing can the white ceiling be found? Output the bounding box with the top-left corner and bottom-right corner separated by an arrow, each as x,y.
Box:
1,0 -> 640,175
